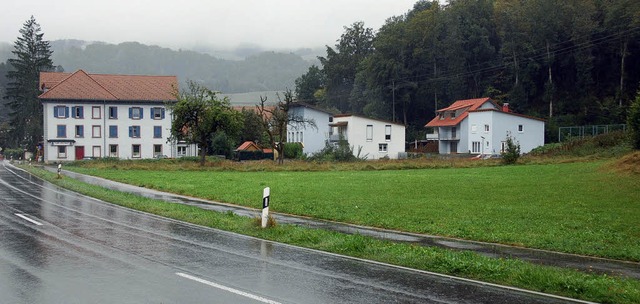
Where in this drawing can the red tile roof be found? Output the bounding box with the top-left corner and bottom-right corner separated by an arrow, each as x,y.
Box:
425,97 -> 494,127
39,70 -> 177,102
235,141 -> 261,151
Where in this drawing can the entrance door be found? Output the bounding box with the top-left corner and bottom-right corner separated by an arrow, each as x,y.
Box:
450,142 -> 458,154
75,146 -> 84,160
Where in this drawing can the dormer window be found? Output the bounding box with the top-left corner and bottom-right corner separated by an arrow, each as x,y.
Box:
450,111 -> 456,119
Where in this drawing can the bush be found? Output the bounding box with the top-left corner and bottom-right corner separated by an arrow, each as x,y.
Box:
283,142 -> 303,159
307,138 -> 367,162
3,148 -> 25,160
501,136 -> 521,165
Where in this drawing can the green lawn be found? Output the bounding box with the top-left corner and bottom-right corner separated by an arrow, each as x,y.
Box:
68,161 -> 640,261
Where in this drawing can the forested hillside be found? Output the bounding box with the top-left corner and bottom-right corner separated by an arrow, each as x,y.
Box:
296,0 -> 640,141
46,40 -> 313,94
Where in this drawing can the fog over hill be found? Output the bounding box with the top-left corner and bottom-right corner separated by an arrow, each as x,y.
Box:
0,39 -> 318,96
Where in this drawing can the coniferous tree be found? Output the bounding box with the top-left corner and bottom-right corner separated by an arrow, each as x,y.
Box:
4,16 -> 54,150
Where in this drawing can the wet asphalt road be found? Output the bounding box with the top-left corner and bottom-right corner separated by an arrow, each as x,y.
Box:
0,163 -> 588,303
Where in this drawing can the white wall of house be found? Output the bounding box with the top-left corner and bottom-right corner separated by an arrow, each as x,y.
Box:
42,102 -> 177,162
331,115 -> 405,160
288,105 -> 332,155
467,111 -> 545,155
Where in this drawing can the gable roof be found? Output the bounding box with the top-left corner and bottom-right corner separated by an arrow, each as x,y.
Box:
39,70 -> 177,102
235,141 -> 261,151
425,97 -> 495,127
425,97 -> 545,127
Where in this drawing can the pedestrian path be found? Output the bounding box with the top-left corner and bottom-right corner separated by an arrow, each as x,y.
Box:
49,166 -> 640,279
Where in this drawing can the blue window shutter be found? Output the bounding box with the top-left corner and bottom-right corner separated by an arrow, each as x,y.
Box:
65,107 -> 69,118
71,107 -> 76,117
140,108 -> 144,119
129,126 -> 132,137
79,106 -> 84,118
113,107 -> 118,119
129,108 -> 132,119
54,107 -> 59,118
79,125 -> 84,135
150,108 -> 155,118
154,126 -> 161,138
161,108 -> 165,119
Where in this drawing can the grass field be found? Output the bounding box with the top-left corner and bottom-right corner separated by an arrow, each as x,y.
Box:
22,164 -> 640,304
66,159 -> 640,261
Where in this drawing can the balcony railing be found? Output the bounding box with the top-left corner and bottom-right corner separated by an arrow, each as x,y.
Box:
328,134 -> 348,142
438,135 -> 459,141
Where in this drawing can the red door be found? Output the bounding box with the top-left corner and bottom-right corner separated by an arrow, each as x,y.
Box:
75,146 -> 84,160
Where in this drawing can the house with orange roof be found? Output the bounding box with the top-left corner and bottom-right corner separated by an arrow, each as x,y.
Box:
425,97 -> 545,155
39,70 -> 197,162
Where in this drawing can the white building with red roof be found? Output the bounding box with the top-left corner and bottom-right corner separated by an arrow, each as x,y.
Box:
425,97 -> 545,155
39,70 -> 197,162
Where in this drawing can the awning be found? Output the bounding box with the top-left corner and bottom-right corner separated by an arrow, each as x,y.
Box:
47,139 -> 76,146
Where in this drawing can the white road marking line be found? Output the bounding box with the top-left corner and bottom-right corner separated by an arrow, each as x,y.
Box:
176,272 -> 281,304
15,213 -> 43,226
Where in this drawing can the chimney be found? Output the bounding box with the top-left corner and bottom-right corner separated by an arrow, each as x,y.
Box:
502,103 -> 510,113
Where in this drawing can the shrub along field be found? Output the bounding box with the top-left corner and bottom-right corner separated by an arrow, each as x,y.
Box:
66,157 -> 640,262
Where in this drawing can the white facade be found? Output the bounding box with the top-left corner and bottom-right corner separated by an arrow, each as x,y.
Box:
42,102 -> 195,162
428,99 -> 545,155
330,115 -> 406,160
466,111 -> 545,155
287,103 -> 333,155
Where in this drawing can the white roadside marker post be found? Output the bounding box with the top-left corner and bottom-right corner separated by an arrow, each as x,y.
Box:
57,163 -> 62,179
261,187 -> 270,228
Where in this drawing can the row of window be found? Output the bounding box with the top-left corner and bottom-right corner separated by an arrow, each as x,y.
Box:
288,131 -> 304,143
366,125 -> 392,141
471,124 -> 524,133
56,125 -> 163,139
471,141 -> 510,154
54,106 -> 165,120
56,144 -> 164,159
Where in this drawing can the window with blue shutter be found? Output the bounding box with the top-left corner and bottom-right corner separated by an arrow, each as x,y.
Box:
57,125 -> 66,138
109,107 -> 117,119
153,126 -> 162,138
129,126 -> 140,138
75,125 -> 84,137
129,107 -> 142,119
152,107 -> 165,120
109,125 -> 118,138
71,106 -> 84,119
54,106 -> 69,118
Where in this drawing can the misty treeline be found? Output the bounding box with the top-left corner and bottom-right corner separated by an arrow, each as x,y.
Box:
50,41 -> 311,94
294,0 -> 640,141
0,39 -> 312,95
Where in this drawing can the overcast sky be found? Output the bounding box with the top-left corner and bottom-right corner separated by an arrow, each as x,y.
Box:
2,0 -> 419,50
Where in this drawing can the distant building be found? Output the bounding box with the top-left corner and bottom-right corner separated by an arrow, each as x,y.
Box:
39,69 -> 197,162
286,102 -> 407,159
329,115 -> 406,160
287,102 -> 334,155
425,97 -> 545,155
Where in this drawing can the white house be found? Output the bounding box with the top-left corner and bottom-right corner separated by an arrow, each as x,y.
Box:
329,114 -> 406,160
287,102 -> 333,155
39,69 -> 197,163
425,97 -> 545,155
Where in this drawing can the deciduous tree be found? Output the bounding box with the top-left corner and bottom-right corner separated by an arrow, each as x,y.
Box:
169,81 -> 242,166
255,89 -> 316,164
